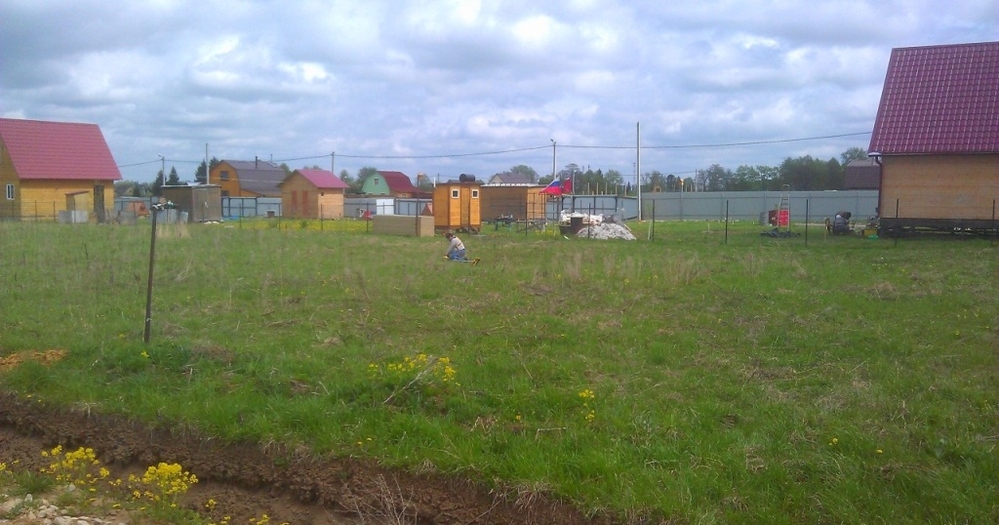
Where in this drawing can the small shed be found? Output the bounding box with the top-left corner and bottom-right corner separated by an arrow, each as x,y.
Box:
280,169 -> 349,219
480,185 -> 547,222
433,178 -> 481,232
161,185 -> 223,222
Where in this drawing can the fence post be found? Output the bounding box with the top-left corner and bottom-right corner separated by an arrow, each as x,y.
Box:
724,200 -> 729,245
649,200 -> 655,241
804,199 -> 810,245
894,199 -> 900,246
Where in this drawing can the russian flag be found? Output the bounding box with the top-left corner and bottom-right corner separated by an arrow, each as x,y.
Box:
539,179 -> 564,195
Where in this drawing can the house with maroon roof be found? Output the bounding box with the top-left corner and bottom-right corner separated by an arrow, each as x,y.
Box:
279,168 -> 350,219
360,170 -> 429,198
210,158 -> 285,198
0,118 -> 121,222
869,41 -> 999,234
843,158 -> 880,190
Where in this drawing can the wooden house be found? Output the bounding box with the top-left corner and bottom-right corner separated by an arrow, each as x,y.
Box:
210,159 -> 286,197
869,42 -> 999,234
361,170 -> 429,198
280,169 -> 349,219
480,184 -> 547,221
487,172 -> 534,185
0,118 -> 121,222
161,185 -> 223,222
433,179 -> 481,232
843,159 -> 880,190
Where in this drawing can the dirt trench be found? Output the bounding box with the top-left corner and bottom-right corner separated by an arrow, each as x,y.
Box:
0,391 -> 621,525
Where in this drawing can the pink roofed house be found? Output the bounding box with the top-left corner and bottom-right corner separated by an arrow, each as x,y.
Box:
279,168 -> 350,219
0,118 -> 122,222
869,42 -> 999,235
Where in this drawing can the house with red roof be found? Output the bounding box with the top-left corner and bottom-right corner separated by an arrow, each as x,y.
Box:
210,158 -> 285,198
360,170 -> 429,198
0,118 -> 121,222
279,168 -> 350,219
869,41 -> 999,234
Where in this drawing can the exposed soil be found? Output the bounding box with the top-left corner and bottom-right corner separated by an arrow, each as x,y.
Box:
0,391 -> 622,525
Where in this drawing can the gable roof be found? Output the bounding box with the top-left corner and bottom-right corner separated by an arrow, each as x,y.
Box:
377,171 -> 420,193
843,158 -> 880,190
869,41 -> 999,155
489,172 -> 534,184
223,159 -> 285,195
0,118 -> 122,181
287,169 -> 349,189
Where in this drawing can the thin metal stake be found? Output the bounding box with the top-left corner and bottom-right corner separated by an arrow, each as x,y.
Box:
143,206 -> 160,343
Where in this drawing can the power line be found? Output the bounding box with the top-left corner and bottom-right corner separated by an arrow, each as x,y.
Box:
118,131 -> 872,169
564,131 -> 872,150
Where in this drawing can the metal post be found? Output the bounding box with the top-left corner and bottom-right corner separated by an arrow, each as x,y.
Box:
636,122 -> 642,220
143,206 -> 160,343
805,199 -> 810,245
725,200 -> 729,245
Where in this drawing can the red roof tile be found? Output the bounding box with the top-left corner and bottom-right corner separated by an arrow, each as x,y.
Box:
869,42 -> 999,155
0,118 -> 122,181
289,169 -> 349,189
378,171 -> 420,192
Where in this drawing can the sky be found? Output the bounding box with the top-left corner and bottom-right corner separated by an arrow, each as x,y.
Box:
1,1 -> 996,185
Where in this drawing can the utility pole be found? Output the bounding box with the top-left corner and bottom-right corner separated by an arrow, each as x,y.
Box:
636,122 -> 642,220
550,139 -> 556,181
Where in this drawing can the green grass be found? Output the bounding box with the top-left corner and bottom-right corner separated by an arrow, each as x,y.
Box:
1,219 -> 997,524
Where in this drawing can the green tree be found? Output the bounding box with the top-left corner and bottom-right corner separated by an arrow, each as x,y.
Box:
152,170 -> 165,196
509,164 -> 538,183
166,167 -> 181,186
701,164 -> 732,192
777,155 -> 842,191
840,147 -> 867,165
195,157 -> 221,184
642,170 -> 667,193
339,169 -> 355,186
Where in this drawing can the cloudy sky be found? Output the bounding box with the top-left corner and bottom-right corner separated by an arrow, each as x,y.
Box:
1,0 -> 995,184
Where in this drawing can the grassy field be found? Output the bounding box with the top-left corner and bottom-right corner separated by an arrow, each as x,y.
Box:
1,219 -> 996,524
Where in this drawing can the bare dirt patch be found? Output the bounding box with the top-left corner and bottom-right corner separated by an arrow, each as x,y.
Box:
0,391 -> 618,525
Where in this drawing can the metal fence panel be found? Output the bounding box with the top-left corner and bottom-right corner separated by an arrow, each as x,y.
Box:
642,190 -> 879,222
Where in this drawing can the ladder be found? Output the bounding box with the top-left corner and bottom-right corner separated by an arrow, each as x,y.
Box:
777,184 -> 791,232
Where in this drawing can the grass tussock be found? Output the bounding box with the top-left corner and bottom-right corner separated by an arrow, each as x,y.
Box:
0,219 -> 997,524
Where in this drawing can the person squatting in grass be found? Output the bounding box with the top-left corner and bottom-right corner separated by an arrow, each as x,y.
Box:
443,232 -> 478,265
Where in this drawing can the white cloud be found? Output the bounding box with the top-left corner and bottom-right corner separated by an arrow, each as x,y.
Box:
0,0 -> 994,182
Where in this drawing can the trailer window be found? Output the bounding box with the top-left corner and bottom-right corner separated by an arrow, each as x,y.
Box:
471,189 -> 479,198
451,189 -> 459,198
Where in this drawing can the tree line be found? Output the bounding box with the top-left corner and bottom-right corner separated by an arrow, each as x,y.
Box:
114,147 -> 868,197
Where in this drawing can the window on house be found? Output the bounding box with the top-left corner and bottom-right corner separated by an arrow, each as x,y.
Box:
220,170 -> 230,181
471,189 -> 479,198
5,184 -> 13,200
451,189 -> 459,198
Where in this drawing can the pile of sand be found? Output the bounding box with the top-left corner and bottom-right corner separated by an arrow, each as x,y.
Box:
575,222 -> 636,240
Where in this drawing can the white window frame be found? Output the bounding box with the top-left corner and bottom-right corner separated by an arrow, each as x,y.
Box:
471,189 -> 479,198
5,183 -> 13,200
451,189 -> 459,198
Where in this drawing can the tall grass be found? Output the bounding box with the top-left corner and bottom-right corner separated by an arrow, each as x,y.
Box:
1,219 -> 996,523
